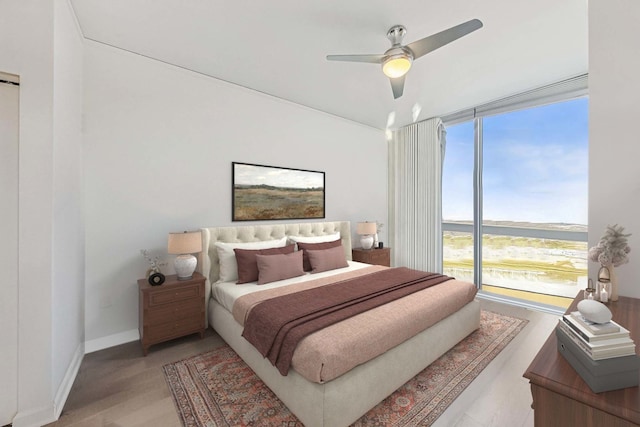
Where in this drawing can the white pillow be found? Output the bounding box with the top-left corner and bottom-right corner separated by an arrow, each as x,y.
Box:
288,232 -> 340,247
215,237 -> 287,282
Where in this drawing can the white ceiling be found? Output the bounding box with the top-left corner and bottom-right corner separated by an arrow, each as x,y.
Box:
70,0 -> 588,130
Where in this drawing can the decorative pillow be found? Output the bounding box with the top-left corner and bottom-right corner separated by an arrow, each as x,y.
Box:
256,251 -> 305,285
234,244 -> 295,284
287,232 -> 340,246
215,237 -> 287,282
296,239 -> 343,271
307,244 -> 349,273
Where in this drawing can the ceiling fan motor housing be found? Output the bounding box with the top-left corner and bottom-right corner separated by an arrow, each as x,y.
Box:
382,26 -> 414,78
386,25 -> 407,46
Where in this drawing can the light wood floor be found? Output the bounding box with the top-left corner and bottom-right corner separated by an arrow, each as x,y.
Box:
46,299 -> 557,427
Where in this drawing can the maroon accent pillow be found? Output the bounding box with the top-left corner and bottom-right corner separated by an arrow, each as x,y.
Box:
255,251 -> 304,285
234,244 -> 295,284
307,245 -> 349,273
297,239 -> 342,271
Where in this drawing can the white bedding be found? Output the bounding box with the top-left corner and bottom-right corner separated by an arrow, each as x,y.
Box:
211,260 -> 371,312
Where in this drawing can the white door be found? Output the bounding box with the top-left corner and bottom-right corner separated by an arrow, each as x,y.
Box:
0,78 -> 19,425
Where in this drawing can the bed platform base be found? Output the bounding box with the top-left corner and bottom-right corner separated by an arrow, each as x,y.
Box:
209,297 -> 480,427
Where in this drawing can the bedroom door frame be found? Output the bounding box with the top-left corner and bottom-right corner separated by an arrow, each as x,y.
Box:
0,73 -> 20,425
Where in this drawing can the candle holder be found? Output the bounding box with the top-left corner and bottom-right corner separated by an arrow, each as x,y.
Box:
583,288 -> 596,300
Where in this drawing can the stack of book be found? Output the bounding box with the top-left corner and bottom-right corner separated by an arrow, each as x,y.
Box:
556,312 -> 640,393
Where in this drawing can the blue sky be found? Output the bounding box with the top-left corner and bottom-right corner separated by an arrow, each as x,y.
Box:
442,98 -> 589,225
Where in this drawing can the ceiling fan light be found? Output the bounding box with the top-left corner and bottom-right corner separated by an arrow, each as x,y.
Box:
382,56 -> 412,78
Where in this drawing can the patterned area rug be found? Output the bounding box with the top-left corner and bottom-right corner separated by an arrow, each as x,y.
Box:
163,310 -> 527,426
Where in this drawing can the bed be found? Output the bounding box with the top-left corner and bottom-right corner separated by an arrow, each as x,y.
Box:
198,221 -> 480,427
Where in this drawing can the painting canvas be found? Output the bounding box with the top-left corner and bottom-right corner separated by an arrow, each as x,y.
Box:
232,162 -> 325,221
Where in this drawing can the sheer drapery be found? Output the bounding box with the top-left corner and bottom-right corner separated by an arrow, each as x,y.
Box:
388,117 -> 446,272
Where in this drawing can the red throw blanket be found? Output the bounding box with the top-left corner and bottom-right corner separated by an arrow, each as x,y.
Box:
242,267 -> 453,375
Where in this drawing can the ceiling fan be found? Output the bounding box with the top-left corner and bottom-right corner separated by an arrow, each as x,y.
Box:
326,19 -> 483,99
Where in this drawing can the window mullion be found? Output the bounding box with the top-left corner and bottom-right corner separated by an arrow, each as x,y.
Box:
473,117 -> 483,288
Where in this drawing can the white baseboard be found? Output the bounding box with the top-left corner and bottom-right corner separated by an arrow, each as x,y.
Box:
84,328 -> 140,354
12,343 -> 86,427
13,335 -> 129,427
11,404 -> 56,427
53,342 -> 84,419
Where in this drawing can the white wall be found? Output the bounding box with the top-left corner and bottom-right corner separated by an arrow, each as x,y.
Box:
0,1 -> 85,426
0,1 -> 55,424
51,0 -> 85,415
0,78 -> 20,426
82,41 -> 387,348
588,0 -> 640,298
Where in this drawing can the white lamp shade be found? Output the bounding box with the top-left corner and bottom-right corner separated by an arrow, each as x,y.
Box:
356,222 -> 377,235
168,231 -> 202,255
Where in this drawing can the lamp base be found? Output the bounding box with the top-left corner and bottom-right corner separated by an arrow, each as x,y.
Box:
360,235 -> 374,250
174,254 -> 197,280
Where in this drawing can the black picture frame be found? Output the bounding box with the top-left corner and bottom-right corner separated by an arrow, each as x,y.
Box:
232,162 -> 325,221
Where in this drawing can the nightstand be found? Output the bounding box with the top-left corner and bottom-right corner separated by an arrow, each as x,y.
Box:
352,247 -> 391,267
137,272 -> 206,356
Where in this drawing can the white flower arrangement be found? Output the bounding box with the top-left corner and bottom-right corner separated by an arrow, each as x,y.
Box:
140,249 -> 167,275
588,224 -> 631,267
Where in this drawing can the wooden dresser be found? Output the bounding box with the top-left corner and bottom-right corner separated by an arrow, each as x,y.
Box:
138,272 -> 206,355
352,247 -> 391,267
523,294 -> 640,426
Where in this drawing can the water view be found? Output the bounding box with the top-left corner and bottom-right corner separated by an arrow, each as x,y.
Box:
443,221 -> 588,299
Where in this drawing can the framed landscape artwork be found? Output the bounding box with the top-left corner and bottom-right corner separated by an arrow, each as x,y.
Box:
232,162 -> 325,221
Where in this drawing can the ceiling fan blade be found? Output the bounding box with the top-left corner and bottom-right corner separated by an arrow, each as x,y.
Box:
406,19 -> 483,60
326,54 -> 384,64
390,75 -> 406,99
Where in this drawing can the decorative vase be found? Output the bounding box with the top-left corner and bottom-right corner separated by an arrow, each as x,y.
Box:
373,233 -> 379,248
146,267 -> 159,278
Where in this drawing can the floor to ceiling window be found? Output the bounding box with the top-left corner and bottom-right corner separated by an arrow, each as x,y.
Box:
442,85 -> 588,311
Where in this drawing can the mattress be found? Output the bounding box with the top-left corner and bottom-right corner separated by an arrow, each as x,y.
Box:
212,263 -> 477,383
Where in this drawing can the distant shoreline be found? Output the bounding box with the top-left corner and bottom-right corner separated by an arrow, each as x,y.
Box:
443,220 -> 587,232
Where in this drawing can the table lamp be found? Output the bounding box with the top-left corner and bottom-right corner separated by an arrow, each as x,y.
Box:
168,231 -> 203,280
357,221 -> 377,250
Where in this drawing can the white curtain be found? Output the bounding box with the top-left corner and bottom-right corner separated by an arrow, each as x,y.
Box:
388,117 -> 446,272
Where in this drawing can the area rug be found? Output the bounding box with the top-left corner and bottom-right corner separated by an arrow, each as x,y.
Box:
163,310 -> 527,426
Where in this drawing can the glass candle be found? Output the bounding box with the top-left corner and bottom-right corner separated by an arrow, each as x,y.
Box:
584,287 -> 595,300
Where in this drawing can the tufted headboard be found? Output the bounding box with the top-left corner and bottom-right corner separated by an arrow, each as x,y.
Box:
197,221 -> 352,326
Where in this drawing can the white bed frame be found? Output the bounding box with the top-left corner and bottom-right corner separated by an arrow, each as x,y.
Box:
199,221 -> 480,427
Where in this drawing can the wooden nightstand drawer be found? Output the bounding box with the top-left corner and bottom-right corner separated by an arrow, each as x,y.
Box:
138,272 -> 206,355
352,247 -> 391,267
148,284 -> 200,306
366,250 -> 388,263
145,298 -> 203,324
144,315 -> 204,343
